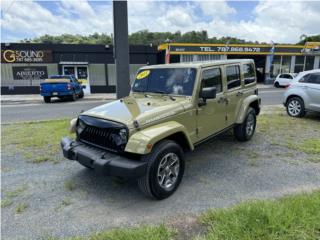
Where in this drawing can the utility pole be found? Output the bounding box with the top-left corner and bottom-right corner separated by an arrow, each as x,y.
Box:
113,0 -> 130,98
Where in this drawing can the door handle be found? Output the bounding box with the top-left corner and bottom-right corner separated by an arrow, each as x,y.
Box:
236,91 -> 243,97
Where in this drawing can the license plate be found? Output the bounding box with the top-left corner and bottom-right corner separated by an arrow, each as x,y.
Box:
52,92 -> 58,96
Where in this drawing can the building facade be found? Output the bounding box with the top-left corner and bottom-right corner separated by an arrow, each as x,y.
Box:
1,43 -> 158,94
158,42 -> 320,83
1,42 -> 320,94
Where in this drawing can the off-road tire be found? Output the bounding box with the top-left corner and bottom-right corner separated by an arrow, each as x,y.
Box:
44,96 -> 51,103
78,90 -> 84,99
286,97 -> 306,118
234,107 -> 256,142
274,82 -> 280,88
138,140 -> 184,200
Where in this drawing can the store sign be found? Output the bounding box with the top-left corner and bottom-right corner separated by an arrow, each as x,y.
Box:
170,45 -> 304,55
12,66 -> 48,80
1,50 -> 52,63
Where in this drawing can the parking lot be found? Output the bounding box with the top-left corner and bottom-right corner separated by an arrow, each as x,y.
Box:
1,102 -> 319,239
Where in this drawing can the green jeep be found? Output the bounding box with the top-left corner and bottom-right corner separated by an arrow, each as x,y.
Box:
61,60 -> 261,199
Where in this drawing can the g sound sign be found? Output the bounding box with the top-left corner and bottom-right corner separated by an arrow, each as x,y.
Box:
2,50 -> 52,63
12,66 -> 48,80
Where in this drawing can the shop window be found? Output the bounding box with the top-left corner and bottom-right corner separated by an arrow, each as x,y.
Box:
305,56 -> 315,71
226,65 -> 241,89
270,56 -> 281,78
243,63 -> 256,85
294,56 -> 305,73
281,56 -> 291,73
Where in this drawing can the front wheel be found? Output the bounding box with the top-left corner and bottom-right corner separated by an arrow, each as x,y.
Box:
274,82 -> 280,88
286,97 -> 306,118
78,90 -> 84,99
43,96 -> 51,103
234,107 -> 256,141
138,140 -> 184,200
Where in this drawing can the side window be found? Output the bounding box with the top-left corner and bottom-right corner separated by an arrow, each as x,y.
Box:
243,64 -> 256,85
299,74 -> 310,83
201,68 -> 222,93
226,65 -> 241,89
307,73 -> 320,84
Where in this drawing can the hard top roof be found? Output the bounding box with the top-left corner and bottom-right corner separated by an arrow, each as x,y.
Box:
141,59 -> 254,69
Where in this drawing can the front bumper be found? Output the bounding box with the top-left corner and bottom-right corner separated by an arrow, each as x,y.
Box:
61,137 -> 147,179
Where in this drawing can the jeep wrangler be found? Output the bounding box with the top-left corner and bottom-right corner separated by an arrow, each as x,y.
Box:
61,60 -> 261,200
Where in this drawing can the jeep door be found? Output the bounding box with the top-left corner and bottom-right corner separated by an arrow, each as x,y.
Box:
196,67 -> 227,140
224,64 -> 244,125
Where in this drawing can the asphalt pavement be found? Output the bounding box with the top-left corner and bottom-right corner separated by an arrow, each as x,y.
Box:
1,88 -> 285,123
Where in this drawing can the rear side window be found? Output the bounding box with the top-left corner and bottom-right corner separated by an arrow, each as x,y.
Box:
301,73 -> 320,84
226,65 -> 241,89
280,74 -> 293,79
201,68 -> 222,93
243,64 -> 256,85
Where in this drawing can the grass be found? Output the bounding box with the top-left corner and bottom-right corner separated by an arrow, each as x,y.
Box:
258,111 -> 320,162
5,185 -> 28,198
45,225 -> 175,240
198,191 -> 320,240
64,180 -> 76,191
1,119 -> 72,163
15,202 -> 28,214
1,198 -> 13,208
61,198 -> 72,207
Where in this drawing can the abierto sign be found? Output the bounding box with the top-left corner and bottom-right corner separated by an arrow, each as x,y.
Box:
1,50 -> 52,63
12,66 -> 48,80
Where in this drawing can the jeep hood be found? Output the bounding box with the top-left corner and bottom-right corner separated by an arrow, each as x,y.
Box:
81,94 -> 192,128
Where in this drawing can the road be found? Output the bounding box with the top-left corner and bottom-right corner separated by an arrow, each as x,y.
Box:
1,88 -> 285,123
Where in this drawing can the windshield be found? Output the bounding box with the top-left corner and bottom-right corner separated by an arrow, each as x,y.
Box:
132,68 -> 197,96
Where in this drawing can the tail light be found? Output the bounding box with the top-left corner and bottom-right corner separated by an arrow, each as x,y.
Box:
67,83 -> 72,90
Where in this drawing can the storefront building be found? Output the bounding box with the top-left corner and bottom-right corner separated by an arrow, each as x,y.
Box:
2,42 -> 320,94
158,42 -> 320,83
1,43 -> 158,94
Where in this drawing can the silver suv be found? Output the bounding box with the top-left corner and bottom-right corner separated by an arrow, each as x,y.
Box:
283,69 -> 320,117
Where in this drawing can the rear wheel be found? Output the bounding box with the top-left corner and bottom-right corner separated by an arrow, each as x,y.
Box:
70,92 -> 77,101
43,96 -> 51,103
286,97 -> 306,118
234,107 -> 256,141
78,90 -> 84,99
138,140 -> 184,200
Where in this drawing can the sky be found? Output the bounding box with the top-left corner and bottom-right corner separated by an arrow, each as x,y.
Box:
1,0 -> 320,44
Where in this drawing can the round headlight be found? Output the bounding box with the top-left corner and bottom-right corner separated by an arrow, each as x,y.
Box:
76,119 -> 86,135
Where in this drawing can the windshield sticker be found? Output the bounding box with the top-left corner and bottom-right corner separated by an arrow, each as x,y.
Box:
136,70 -> 150,80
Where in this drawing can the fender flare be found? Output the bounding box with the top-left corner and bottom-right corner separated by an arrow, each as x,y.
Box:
125,121 -> 194,154
236,95 -> 260,124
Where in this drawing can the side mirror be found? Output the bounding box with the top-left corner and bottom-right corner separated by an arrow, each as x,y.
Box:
200,87 -> 216,100
82,85 -> 86,89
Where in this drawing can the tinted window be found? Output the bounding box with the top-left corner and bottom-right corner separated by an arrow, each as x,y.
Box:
132,68 -> 197,96
201,68 -> 222,93
281,74 -> 293,79
226,65 -> 241,89
307,73 -> 320,84
243,64 -> 256,85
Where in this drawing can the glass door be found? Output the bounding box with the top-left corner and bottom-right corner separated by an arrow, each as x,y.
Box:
76,66 -> 90,94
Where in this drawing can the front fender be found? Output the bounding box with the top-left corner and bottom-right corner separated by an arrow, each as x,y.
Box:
125,121 -> 193,155
236,95 -> 260,124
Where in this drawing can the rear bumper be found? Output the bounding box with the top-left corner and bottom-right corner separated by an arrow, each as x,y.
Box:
41,91 -> 73,97
60,137 -> 147,179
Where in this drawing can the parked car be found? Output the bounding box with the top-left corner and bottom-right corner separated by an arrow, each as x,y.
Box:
274,73 -> 297,88
283,69 -> 320,117
40,75 -> 85,103
61,60 -> 261,199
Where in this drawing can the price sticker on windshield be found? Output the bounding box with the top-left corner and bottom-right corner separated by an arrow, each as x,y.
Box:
136,70 -> 150,80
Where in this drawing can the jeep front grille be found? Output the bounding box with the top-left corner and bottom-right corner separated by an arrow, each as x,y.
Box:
77,115 -> 128,153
